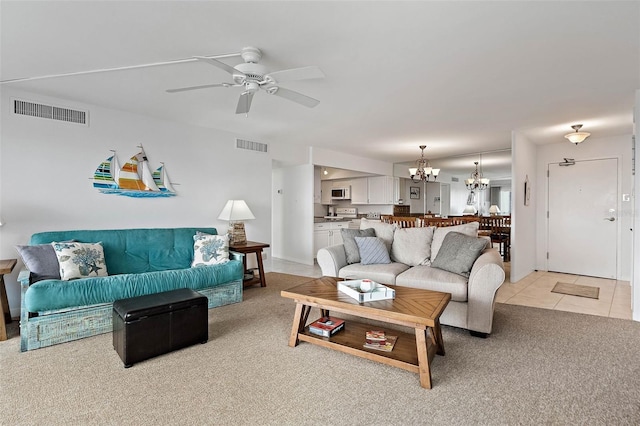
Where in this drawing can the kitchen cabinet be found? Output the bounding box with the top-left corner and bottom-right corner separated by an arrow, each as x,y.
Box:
321,180 -> 333,204
313,222 -> 348,257
350,178 -> 369,204
353,176 -> 398,205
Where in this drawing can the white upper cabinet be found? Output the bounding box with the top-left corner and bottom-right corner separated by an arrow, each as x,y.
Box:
350,178 -> 369,204
350,176 -> 397,205
321,180 -> 333,205
368,176 -> 397,204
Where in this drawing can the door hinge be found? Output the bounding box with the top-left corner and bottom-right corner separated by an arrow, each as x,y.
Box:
547,252 -> 549,259
547,211 -> 549,218
547,169 -> 549,177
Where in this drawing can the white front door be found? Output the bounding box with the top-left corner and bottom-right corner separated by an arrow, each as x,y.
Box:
547,158 -> 618,279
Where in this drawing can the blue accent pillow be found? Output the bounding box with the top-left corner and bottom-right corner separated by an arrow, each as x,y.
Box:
354,237 -> 391,265
341,228 -> 376,264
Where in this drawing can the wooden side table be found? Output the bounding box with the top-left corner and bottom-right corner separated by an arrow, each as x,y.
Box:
0,259 -> 17,341
229,241 -> 270,288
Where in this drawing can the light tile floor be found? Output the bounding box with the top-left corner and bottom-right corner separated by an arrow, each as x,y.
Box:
265,258 -> 633,320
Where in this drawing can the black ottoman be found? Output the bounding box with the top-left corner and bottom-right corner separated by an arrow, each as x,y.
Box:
113,288 -> 208,367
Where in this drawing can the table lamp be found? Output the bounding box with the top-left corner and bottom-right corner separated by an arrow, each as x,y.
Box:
489,205 -> 501,216
218,200 -> 255,244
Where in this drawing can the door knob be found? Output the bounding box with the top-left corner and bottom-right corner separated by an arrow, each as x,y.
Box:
604,217 -> 615,222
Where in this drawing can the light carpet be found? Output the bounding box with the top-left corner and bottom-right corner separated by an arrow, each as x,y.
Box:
1,272 -> 639,425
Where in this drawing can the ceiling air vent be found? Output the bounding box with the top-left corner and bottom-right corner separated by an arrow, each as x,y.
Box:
236,138 -> 267,153
13,99 -> 88,125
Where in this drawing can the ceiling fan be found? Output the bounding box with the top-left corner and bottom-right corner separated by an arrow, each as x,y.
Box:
166,46 -> 325,114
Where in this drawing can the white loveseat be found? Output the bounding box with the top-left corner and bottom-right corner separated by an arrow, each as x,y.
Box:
316,219 -> 505,337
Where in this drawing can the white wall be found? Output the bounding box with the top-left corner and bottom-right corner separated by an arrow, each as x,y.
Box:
511,131 -> 538,282
633,89 -> 640,321
272,163 -> 314,265
535,134 -> 633,281
0,88 -> 273,317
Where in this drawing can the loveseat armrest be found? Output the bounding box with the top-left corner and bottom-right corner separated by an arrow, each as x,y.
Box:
467,248 -> 505,334
229,251 -> 245,262
18,268 -> 31,287
317,245 -> 348,277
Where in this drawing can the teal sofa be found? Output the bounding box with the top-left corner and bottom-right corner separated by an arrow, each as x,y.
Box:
18,228 -> 244,351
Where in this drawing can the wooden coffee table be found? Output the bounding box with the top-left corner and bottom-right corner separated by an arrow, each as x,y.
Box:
281,277 -> 451,389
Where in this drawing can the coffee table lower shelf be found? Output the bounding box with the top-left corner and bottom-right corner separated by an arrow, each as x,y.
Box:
298,318 -> 438,377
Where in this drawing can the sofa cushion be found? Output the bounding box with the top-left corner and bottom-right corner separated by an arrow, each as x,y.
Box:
360,218 -> 396,251
355,237 -> 391,265
338,262 -> 410,285
52,241 -> 108,281
396,265 -> 469,302
24,261 -> 243,313
15,244 -> 61,282
431,221 -> 479,261
192,234 -> 229,267
391,227 -> 435,266
431,232 -> 487,277
341,228 -> 376,264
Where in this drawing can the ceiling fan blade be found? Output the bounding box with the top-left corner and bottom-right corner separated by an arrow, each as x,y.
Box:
166,83 -> 234,93
268,86 -> 320,108
194,56 -> 245,78
236,92 -> 254,114
264,66 -> 324,83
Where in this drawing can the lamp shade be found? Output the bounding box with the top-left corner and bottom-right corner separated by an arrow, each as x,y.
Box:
218,200 -> 255,221
489,205 -> 501,215
462,205 -> 477,215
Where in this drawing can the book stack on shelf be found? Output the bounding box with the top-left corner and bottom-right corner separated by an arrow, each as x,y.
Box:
363,330 -> 397,352
308,316 -> 345,338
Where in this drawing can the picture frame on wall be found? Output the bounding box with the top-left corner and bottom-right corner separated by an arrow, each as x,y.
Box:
410,186 -> 420,199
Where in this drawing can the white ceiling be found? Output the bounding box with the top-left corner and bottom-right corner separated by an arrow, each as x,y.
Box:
1,1 -> 638,167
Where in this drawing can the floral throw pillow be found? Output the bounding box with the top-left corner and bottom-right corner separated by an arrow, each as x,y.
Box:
51,241 -> 108,281
192,234 -> 229,267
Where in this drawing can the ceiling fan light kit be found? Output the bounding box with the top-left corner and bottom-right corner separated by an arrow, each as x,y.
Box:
167,46 -> 325,115
564,124 -> 590,144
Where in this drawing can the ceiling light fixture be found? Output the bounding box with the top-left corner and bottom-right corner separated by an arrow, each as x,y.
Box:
465,158 -> 490,191
564,124 -> 590,144
409,145 -> 440,183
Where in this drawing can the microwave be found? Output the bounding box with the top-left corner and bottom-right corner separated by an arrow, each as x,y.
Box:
331,187 -> 351,200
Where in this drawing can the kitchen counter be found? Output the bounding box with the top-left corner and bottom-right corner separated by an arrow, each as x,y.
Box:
314,217 -> 352,224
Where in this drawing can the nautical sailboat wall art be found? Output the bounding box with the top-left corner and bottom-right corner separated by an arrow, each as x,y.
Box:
93,146 -> 177,197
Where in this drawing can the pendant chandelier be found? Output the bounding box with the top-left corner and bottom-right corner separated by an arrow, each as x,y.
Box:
465,160 -> 489,191
409,145 -> 440,183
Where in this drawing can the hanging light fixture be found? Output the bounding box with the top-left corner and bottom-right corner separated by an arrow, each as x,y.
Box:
564,124 -> 590,144
409,145 -> 440,183
465,159 -> 490,191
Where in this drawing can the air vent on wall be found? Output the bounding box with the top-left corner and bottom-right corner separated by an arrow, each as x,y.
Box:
236,138 -> 268,153
451,177 -> 459,182
13,99 -> 88,125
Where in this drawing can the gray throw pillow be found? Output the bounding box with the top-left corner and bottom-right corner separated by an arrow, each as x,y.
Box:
341,228 -> 376,264
431,232 -> 487,277
354,236 -> 391,265
15,244 -> 61,282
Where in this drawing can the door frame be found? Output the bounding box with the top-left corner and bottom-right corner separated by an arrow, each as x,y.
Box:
545,156 -> 621,278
